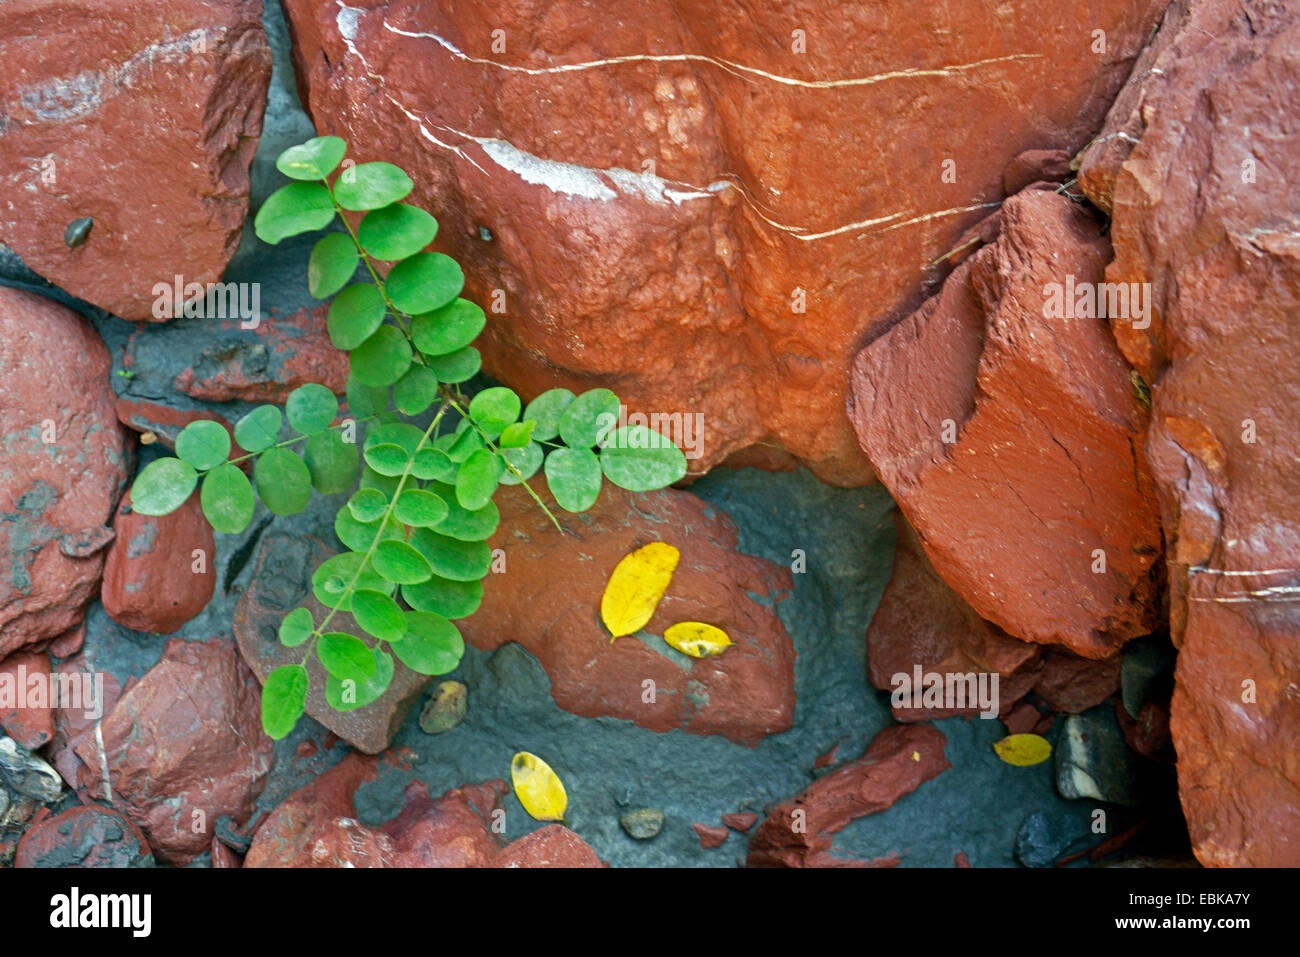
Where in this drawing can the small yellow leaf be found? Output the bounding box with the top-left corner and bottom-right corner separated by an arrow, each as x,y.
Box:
600,542 -> 680,641
663,621 -> 733,658
511,751 -> 567,821
993,733 -> 1053,767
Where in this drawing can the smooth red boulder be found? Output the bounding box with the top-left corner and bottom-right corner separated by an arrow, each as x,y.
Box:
1079,0 -> 1300,866
492,825 -> 605,868
747,723 -> 949,867
0,287 -> 129,657
0,0 -> 270,320
849,190 -> 1161,658
233,533 -> 433,754
464,482 -> 795,745
0,650 -> 56,749
280,0 -> 1166,484
14,805 -> 153,868
101,492 -> 216,635
73,637 -> 274,864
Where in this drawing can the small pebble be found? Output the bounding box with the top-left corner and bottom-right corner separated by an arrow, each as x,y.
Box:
419,681 -> 467,734
64,216 -> 93,248
620,808 -> 664,840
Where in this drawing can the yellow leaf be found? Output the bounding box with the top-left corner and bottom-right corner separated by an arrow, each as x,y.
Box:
600,542 -> 680,641
663,621 -> 733,658
993,733 -> 1053,767
511,751 -> 567,821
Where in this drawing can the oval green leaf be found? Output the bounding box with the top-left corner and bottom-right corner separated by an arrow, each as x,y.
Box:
385,252 -> 464,315
233,405 -> 282,453
559,388 -> 620,448
254,182 -> 335,245
308,232 -> 360,299
261,664 -> 308,740
199,463 -> 255,534
599,425 -> 688,491
174,419 -> 231,471
334,161 -> 414,211
327,283 -> 387,351
350,325 -> 412,387
402,576 -> 483,619
392,611 -> 464,675
286,383 -> 339,434
318,632 -> 377,681
410,298 -> 485,357
350,589 -> 408,643
524,389 -> 576,442
254,448 -> 312,516
131,457 -> 198,517
304,430 -> 360,494
545,446 -> 602,512
275,136 -> 347,181
372,539 -> 433,584
278,608 -> 314,648
357,203 -> 438,261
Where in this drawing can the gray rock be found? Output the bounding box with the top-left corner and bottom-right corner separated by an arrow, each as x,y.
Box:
1014,808 -> 1093,867
420,681 -> 468,734
620,808 -> 665,840
1056,707 -> 1141,806
0,736 -> 62,803
1121,636 -> 1176,719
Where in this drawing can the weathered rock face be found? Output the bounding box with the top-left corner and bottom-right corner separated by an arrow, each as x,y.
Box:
233,533 -> 433,755
0,650 -> 56,749
0,0 -> 271,320
747,722 -> 949,867
492,824 -> 605,867
0,287 -> 128,657
849,190 -> 1162,658
280,0 -> 1167,483
14,805 -> 154,868
101,492 -> 216,635
73,637 -> 274,864
465,482 -> 795,745
1078,0 -> 1300,866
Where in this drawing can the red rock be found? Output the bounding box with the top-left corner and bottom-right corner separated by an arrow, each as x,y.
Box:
173,306 -> 350,403
47,623 -> 85,659
0,287 -> 129,657
0,650 -> 56,748
14,805 -> 152,868
211,836 -> 243,868
1002,148 -> 1072,195
849,190 -> 1161,658
492,825 -> 605,868
101,492 -> 216,635
1032,647 -> 1121,714
867,513 -> 1041,720
233,533 -> 433,754
693,823 -> 729,849
954,851 -> 972,868
464,482 -> 795,745
73,637 -> 274,865
245,753 -> 510,867
1078,0 -> 1300,866
280,0 -> 1166,484
1117,700 -> 1172,762
722,811 -> 759,833
1001,701 -> 1042,736
47,656 -> 121,791
0,0 -> 271,320
747,723 -> 949,867
114,399 -> 238,452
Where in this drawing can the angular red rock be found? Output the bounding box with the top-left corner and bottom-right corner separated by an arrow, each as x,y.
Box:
492,825 -> 605,868
0,650 -> 56,749
693,823 -> 730,849
722,811 -> 759,833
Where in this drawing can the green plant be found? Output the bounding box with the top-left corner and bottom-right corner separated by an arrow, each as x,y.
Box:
128,136 -> 687,740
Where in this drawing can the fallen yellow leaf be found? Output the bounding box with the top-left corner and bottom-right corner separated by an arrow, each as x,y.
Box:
663,621 -> 733,658
993,733 -> 1052,767
600,542 -> 680,642
511,751 -> 568,821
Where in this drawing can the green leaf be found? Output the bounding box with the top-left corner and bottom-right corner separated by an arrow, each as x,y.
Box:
327,283 -> 387,351
318,632 -> 378,681
395,488 -> 449,527
348,487 -> 389,522
233,405 -> 282,452
410,528 -> 492,581
200,463 -> 255,534
364,442 -> 412,477
545,447 -> 602,512
524,389 -> 576,442
334,507 -> 403,553
286,383 -> 339,434
385,252 -> 464,315
334,161 -> 414,211
131,458 -> 198,516
304,430 -> 360,494
425,482 -> 500,541
392,611 -> 464,675
350,589 -> 408,643
325,649 -> 393,711
261,665 -> 308,740
468,386 -> 521,437
311,552 -> 393,610
499,442 -> 544,485
599,425 -> 688,491
364,421 -> 426,454
411,447 -> 458,483
402,576 -> 483,619
254,182 -> 336,245
350,326 -> 412,387
559,388 -> 621,448
499,420 -> 534,449
422,346 -> 481,384
279,608 -> 314,648
360,465 -> 400,500
357,203 -> 438,260
410,298 -> 485,357
254,448 -> 312,516
345,374 -> 389,416
392,363 -> 439,415
456,448 -> 502,510
442,425 -> 485,463
174,419 -> 231,471
372,539 -> 433,584
275,136 -> 347,181
308,232 -> 360,299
